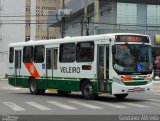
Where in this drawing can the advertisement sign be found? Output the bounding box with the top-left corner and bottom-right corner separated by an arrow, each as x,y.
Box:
155,35 -> 160,44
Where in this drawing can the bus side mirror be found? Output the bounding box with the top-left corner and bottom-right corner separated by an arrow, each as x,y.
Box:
112,46 -> 116,54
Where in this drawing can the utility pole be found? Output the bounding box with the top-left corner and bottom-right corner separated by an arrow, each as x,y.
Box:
82,0 -> 88,36
61,0 -> 65,38
57,0 -> 72,38
94,0 -> 99,35
47,24 -> 49,40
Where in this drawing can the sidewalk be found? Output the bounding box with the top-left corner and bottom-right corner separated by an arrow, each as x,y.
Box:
153,80 -> 160,90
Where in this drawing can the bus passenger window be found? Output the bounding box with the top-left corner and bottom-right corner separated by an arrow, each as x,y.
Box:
34,45 -> 45,63
9,47 -> 14,63
76,41 -> 94,62
59,43 -> 75,63
23,46 -> 33,63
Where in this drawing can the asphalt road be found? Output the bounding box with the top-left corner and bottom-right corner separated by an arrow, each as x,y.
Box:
0,79 -> 160,116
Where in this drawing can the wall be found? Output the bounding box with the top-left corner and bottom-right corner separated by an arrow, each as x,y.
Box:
0,0 -> 25,78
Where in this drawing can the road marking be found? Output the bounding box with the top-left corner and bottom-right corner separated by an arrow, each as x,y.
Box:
3,102 -> 25,111
124,103 -> 149,108
93,101 -> 127,109
69,100 -> 102,109
26,102 -> 52,110
47,101 -> 77,110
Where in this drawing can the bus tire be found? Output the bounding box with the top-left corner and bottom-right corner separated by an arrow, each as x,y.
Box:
114,94 -> 128,100
57,91 -> 71,95
81,81 -> 98,100
29,78 -> 45,95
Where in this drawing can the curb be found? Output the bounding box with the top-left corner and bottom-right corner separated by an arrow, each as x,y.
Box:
0,78 -> 8,81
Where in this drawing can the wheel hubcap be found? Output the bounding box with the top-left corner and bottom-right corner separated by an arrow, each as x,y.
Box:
84,85 -> 93,97
31,81 -> 36,92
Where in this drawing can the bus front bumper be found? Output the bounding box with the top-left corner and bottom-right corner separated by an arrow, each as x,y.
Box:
112,82 -> 153,94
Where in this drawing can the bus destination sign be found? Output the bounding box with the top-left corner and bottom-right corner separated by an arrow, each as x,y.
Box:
115,35 -> 149,43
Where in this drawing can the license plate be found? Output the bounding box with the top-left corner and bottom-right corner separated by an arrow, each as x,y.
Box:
133,87 -> 142,91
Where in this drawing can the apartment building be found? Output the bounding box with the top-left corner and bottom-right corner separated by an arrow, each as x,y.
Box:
25,0 -> 62,41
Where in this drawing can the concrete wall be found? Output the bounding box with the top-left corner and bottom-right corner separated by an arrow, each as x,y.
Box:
0,0 -> 25,78
0,52 -> 8,78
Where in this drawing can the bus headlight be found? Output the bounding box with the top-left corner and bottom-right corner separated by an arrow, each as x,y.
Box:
113,77 -> 125,85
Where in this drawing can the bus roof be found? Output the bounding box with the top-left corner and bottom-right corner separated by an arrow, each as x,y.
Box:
9,33 -> 149,47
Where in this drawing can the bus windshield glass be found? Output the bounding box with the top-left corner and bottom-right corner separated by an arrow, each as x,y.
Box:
113,44 -> 153,75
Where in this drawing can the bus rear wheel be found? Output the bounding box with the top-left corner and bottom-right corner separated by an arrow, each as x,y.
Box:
114,94 -> 128,100
81,81 -> 98,100
29,78 -> 45,95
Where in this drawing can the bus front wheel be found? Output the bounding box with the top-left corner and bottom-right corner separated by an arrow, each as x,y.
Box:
81,81 -> 98,100
29,78 -> 45,95
114,94 -> 128,100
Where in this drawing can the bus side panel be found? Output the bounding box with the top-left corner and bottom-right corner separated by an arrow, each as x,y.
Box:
36,78 -> 47,89
8,77 -> 15,86
52,79 -> 98,93
91,81 -> 98,93
8,77 -> 29,88
53,79 -> 80,91
16,77 -> 29,88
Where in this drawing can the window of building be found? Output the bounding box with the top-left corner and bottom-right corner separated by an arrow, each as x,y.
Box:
23,46 -> 33,63
76,41 -> 94,62
26,6 -> 30,12
25,36 -> 30,42
9,47 -> 14,63
26,21 -> 30,27
34,45 -> 45,63
147,5 -> 160,28
59,43 -> 75,62
117,3 -> 137,26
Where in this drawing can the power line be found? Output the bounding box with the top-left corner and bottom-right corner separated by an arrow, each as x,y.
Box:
1,22 -> 158,27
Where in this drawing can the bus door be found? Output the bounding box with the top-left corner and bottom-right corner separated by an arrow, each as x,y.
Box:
14,50 -> 21,86
97,45 -> 109,92
46,48 -> 58,87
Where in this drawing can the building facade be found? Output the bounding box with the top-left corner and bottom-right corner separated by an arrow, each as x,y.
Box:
0,0 -> 63,78
0,0 -> 26,78
49,0 -> 160,78
25,0 -> 62,41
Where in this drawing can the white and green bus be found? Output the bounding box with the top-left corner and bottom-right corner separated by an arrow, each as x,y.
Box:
8,33 -> 153,99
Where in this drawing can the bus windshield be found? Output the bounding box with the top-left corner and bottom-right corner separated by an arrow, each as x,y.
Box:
113,44 -> 153,75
